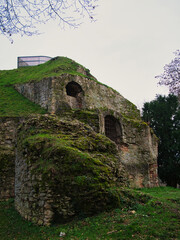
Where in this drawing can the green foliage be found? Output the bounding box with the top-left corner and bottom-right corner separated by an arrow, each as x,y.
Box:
0,187 -> 179,239
142,94 -> 180,187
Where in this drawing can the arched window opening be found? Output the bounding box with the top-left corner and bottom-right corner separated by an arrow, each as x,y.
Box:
66,81 -> 83,109
105,115 -> 122,144
66,81 -> 82,97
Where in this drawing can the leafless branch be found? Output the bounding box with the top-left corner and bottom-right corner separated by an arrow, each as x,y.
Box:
0,0 -> 98,41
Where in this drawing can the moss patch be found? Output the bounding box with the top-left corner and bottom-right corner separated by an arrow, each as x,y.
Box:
59,109 -> 100,132
0,151 -> 14,174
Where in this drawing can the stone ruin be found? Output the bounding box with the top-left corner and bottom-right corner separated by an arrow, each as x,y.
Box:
0,57 -> 159,225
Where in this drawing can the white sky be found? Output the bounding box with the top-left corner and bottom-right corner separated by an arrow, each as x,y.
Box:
1,0 -> 180,109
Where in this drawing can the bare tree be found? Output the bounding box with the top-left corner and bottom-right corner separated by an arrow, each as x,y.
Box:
0,0 -> 98,43
156,50 -> 180,101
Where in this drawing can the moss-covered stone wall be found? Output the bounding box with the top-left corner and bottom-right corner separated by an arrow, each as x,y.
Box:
15,115 -> 128,225
14,71 -> 158,188
46,109 -> 158,188
0,117 -> 18,200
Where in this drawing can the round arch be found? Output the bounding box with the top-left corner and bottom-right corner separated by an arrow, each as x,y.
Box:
66,81 -> 82,97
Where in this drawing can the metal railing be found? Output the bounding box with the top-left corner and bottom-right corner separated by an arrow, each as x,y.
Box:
17,56 -> 52,68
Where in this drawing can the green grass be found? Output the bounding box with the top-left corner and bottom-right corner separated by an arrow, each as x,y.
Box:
0,57 -> 94,117
0,57 -> 92,86
140,186 -> 180,199
0,86 -> 46,116
0,187 -> 179,240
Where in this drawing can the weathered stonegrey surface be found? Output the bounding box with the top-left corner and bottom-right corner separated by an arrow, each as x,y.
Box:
118,118 -> 158,187
15,78 -> 52,111
15,73 -> 140,120
0,117 -> 19,200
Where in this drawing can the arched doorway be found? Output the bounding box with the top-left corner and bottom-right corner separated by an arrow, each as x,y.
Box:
66,81 -> 83,108
105,115 -> 122,144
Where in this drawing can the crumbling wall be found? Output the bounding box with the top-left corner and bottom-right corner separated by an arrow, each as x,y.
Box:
55,110 -> 159,188
0,118 -> 18,200
119,118 -> 158,187
98,110 -> 158,188
15,74 -> 141,120
15,146 -> 53,225
15,115 -> 128,225
13,72 -> 159,190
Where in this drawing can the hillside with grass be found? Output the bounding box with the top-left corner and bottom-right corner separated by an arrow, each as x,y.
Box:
0,57 -> 96,117
0,187 -> 179,240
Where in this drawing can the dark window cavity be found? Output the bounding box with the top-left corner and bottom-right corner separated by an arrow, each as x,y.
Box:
66,81 -> 83,108
105,115 -> 122,144
66,81 -> 82,97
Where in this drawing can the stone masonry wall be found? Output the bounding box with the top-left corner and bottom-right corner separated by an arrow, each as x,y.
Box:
15,115 -> 130,226
14,73 -> 159,189
15,78 -> 52,111
98,110 -> 158,188
0,118 -> 18,200
15,74 -> 141,120
57,110 -> 158,188
119,118 -> 158,187
15,147 -> 54,225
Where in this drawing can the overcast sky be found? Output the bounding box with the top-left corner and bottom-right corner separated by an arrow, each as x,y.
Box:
1,0 -> 180,109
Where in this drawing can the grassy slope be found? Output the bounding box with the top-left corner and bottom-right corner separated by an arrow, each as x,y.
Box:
0,86 -> 46,116
0,187 -> 179,240
0,57 -> 92,85
0,57 -> 93,117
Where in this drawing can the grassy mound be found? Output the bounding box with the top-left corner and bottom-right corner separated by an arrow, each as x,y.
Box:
0,57 -> 95,86
0,57 -> 95,117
